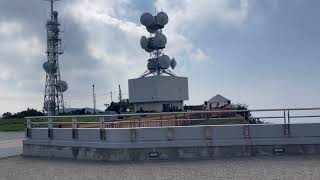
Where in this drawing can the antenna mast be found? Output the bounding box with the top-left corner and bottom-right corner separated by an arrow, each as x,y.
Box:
139,11 -> 177,78
43,0 -> 68,116
92,85 -> 96,115
118,85 -> 122,102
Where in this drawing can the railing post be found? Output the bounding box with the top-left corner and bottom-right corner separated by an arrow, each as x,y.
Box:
72,117 -> 77,129
244,125 -> 250,139
175,114 -> 178,126
26,118 -> 31,139
99,117 -> 104,129
100,117 -> 106,141
286,110 -> 291,136
131,129 -> 136,142
205,112 -> 209,125
204,126 -> 212,140
48,118 -> 53,139
167,128 -> 174,141
244,111 -> 249,124
72,117 -> 78,139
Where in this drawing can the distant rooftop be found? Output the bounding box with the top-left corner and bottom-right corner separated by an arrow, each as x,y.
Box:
208,94 -> 230,103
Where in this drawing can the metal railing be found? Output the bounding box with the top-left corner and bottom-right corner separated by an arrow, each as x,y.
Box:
25,107 -> 320,129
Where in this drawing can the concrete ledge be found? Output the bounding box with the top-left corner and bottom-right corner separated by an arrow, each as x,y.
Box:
23,124 -> 320,161
23,143 -> 320,161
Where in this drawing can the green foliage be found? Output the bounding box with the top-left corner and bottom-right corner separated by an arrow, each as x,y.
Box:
231,103 -> 264,124
1,108 -> 43,119
106,99 -> 133,113
60,108 -> 92,115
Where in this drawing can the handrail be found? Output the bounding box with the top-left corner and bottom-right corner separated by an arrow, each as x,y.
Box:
24,107 -> 320,129
25,107 -> 320,119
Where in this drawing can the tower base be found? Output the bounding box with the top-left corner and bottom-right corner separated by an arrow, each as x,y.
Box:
129,76 -> 189,112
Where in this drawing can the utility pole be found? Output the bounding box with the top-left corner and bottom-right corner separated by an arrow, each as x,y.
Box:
92,84 -> 96,115
118,85 -> 122,102
118,85 -> 122,114
110,91 -> 113,102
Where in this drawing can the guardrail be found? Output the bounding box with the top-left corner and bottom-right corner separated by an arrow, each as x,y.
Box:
25,107 -> 320,130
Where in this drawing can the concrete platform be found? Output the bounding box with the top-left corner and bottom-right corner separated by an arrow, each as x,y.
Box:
1,155 -> 320,180
0,132 -> 24,158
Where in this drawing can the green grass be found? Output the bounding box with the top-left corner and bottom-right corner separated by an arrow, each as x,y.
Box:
0,119 -> 25,132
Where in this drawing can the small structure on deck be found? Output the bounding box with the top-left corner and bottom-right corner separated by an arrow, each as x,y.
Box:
206,94 -> 231,110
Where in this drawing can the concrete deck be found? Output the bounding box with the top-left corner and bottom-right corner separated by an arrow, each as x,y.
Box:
0,155 -> 320,180
0,132 -> 24,158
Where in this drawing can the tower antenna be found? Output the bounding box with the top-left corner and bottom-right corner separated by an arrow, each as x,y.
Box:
110,91 -> 113,102
139,11 -> 176,78
43,0 -> 68,116
118,85 -> 122,102
92,85 -> 96,115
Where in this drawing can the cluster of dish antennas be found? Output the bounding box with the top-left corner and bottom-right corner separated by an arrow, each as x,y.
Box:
43,62 -> 68,93
139,11 -> 177,77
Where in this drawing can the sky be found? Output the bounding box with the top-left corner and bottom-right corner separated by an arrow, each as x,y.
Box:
0,0 -> 320,114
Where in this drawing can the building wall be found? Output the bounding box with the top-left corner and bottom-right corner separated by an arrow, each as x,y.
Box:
207,101 -> 230,109
133,101 -> 184,112
128,76 -> 189,103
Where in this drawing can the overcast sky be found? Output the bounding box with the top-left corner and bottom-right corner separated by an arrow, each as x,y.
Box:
0,0 -> 320,114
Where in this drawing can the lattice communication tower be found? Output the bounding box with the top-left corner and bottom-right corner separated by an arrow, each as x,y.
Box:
43,0 -> 68,115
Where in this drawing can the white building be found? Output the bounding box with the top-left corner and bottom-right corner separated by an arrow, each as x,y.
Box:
129,76 -> 189,112
207,94 -> 231,109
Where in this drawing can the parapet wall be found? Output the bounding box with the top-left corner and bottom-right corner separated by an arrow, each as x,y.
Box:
23,123 -> 320,161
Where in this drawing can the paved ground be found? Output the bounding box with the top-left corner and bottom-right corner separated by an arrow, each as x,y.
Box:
0,155 -> 320,180
0,132 -> 24,158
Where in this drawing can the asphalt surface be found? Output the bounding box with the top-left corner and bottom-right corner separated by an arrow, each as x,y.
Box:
0,132 -> 24,158
0,155 -> 320,180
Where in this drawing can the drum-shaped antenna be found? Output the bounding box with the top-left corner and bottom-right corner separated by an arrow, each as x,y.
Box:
57,80 -> 68,92
170,58 -> 177,69
154,32 -> 167,48
147,59 -> 158,73
146,26 -> 157,33
140,36 -> 148,49
140,13 -> 154,26
43,62 -> 57,74
156,12 -> 169,26
158,55 -> 171,69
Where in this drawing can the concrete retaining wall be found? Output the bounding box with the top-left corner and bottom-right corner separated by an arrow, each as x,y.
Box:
23,124 -> 320,161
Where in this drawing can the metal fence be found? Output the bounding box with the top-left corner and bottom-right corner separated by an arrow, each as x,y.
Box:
25,107 -> 320,129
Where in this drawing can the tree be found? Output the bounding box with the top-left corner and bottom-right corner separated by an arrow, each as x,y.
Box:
1,108 -> 43,119
2,112 -> 13,119
231,103 -> 263,124
106,99 -> 133,113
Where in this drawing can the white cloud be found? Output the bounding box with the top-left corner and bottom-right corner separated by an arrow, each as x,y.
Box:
0,20 -> 44,113
191,49 -> 209,62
